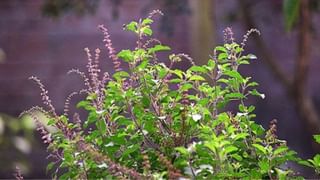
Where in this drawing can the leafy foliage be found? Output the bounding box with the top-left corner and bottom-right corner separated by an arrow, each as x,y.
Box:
24,10 -> 320,179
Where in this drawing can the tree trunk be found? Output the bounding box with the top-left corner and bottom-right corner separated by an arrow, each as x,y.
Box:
189,0 -> 215,65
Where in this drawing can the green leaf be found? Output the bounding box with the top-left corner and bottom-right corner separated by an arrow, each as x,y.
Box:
144,118 -> 156,133
189,75 -> 205,81
247,82 -> 259,87
180,83 -> 193,91
142,18 -> 153,25
125,21 -> 138,32
198,98 -> 209,106
207,59 -> 216,68
117,49 -> 134,62
275,168 -> 289,180
86,111 -> 98,127
204,141 -> 217,153
157,65 -> 168,79
96,119 -> 107,135
234,133 -> 249,141
47,119 -> 55,126
258,159 -> 270,173
175,147 -> 189,156
77,100 -> 89,109
238,59 -> 250,65
218,53 -> 228,60
46,162 -> 55,173
172,69 -> 184,79
141,95 -> 150,108
59,171 -> 73,180
215,46 -> 227,52
134,49 -> 146,57
189,65 -> 207,73
136,60 -> 149,70
249,89 -> 265,99
274,146 -> 289,156
248,105 -> 255,113
224,70 -> 243,81
313,135 -> 320,144
113,71 -> 130,81
148,44 -> 171,54
314,154 -> 320,165
114,116 -> 132,126
169,78 -> 182,83
224,145 -> 238,154
122,144 -> 139,156
111,133 -> 126,145
142,27 -> 153,36
298,160 -> 313,168
232,154 -> 243,161
217,78 -> 229,84
253,143 -> 267,154
239,104 -> 245,112
235,46 -> 243,53
133,105 -> 144,117
251,123 -> 265,135
247,54 -> 257,60
225,93 -> 245,99
283,0 -> 300,31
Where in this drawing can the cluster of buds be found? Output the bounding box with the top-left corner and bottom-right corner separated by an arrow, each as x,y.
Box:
240,28 -> 260,48
268,119 -> 278,138
77,140 -> 148,180
72,113 -> 82,133
63,91 -> 78,117
36,120 -> 52,144
147,9 -> 164,19
266,119 -> 279,146
67,69 -> 92,92
214,123 -> 225,135
98,24 -> 122,72
28,76 -> 57,117
101,71 -> 111,90
181,90 -> 189,106
223,27 -> 235,44
177,53 -> 195,66
141,151 -> 151,172
20,106 -> 53,144
69,49 -> 108,112
84,47 -> 101,94
143,38 -> 162,49
13,166 -> 24,180
27,77 -> 74,139
229,112 -> 240,130
156,152 -> 183,179
122,79 -> 130,91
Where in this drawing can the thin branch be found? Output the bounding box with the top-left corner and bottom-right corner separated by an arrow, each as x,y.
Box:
239,0 -> 320,135
239,0 -> 291,89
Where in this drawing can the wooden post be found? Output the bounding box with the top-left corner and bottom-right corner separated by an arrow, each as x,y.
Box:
189,0 -> 215,65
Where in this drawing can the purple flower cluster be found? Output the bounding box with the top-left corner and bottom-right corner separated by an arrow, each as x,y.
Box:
241,28 -> 260,48
28,76 -> 57,117
223,27 -> 235,44
98,24 -> 122,72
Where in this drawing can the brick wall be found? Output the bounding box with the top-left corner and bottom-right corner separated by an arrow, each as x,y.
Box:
0,0 -> 190,116
1,0 -> 319,177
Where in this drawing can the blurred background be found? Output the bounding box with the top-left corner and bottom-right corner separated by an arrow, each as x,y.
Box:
1,0 -> 320,178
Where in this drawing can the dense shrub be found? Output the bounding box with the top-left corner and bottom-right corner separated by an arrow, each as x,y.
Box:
23,10 -> 320,179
